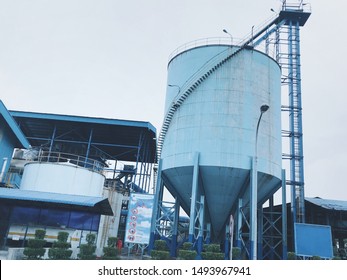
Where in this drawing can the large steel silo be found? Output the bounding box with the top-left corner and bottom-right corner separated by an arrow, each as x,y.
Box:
159,43 -> 282,240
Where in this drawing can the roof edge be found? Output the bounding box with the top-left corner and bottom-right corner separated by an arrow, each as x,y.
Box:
0,100 -> 30,149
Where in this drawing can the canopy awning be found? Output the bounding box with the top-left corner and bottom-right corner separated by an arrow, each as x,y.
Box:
0,188 -> 113,216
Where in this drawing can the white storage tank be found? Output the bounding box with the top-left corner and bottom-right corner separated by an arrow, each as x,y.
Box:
20,161 -> 105,197
160,44 -> 282,238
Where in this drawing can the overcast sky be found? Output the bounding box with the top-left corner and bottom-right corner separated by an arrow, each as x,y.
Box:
0,0 -> 346,202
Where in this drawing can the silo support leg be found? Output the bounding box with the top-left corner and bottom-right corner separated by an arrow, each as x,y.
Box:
236,199 -> 243,249
149,159 -> 164,252
205,223 -> 211,244
196,195 -> 205,256
282,169 -> 288,259
188,152 -> 200,243
170,198 -> 180,257
224,225 -> 230,260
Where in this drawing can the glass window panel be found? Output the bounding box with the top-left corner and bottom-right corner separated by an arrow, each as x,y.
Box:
11,206 -> 40,224
39,208 -> 70,228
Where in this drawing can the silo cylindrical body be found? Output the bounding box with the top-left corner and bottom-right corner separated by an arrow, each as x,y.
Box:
161,45 -> 282,238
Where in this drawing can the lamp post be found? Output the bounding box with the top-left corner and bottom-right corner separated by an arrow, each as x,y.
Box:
222,29 -> 233,45
251,25 -> 255,47
168,84 -> 181,91
250,104 -> 269,260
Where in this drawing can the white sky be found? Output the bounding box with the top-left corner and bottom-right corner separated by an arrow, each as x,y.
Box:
0,0 -> 346,202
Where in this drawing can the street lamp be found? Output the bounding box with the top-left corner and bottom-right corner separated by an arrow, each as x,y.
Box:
168,84 -> 181,108
168,84 -> 181,91
250,104 -> 269,260
222,29 -> 233,45
251,25 -> 255,47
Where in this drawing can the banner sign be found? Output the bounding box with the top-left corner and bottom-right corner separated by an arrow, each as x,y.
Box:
124,193 -> 154,245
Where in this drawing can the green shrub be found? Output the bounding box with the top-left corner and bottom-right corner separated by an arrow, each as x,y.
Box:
201,244 -> 224,260
107,237 -> 118,247
204,244 -> 220,253
48,231 -> 72,260
231,247 -> 241,260
23,248 -> 46,260
154,240 -> 168,251
34,229 -> 46,240
23,229 -> 46,260
182,242 -> 193,250
287,252 -> 296,260
311,255 -> 321,260
178,250 -> 197,260
177,242 -> 197,260
78,233 -> 97,260
150,250 -> 170,260
27,239 -> 46,248
102,237 -> 119,260
48,248 -> 72,260
201,251 -> 224,260
57,231 -> 69,243
86,233 -> 96,245
150,239 -> 170,260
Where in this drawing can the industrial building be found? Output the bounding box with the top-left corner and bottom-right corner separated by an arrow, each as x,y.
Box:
1,2 -> 346,261
0,101 -> 156,259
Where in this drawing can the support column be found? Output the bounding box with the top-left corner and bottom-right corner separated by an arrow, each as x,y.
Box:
196,195 -> 204,256
48,125 -> 57,161
188,152 -> 200,243
236,198 -> 243,249
149,159 -> 163,252
84,128 -> 93,167
170,198 -> 180,257
205,223 -> 211,244
224,224 -> 230,260
282,169 -> 288,259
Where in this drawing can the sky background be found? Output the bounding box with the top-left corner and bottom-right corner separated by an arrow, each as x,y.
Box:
0,0 -> 346,202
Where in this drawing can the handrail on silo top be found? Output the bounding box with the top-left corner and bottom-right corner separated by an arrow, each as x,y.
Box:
168,37 -> 242,63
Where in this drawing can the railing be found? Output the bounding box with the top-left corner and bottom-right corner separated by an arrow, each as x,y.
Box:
282,2 -> 312,12
168,37 -> 237,63
35,151 -> 105,174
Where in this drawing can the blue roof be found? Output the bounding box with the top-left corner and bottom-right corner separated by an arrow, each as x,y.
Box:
306,197 -> 347,212
9,110 -> 157,163
0,100 -> 30,149
0,188 -> 113,215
